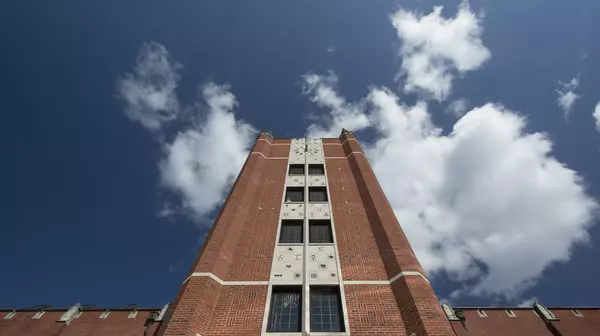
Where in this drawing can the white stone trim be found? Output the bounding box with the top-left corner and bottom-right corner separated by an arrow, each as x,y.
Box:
323,152 -> 365,160
343,271 -> 429,285
257,138 -> 290,146
250,152 -> 288,160
183,272 -> 269,286
321,137 -> 358,146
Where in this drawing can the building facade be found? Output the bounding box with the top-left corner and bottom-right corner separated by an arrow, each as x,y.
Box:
1,131 -> 599,336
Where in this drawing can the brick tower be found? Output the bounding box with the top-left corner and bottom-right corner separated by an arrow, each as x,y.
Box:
158,131 -> 454,336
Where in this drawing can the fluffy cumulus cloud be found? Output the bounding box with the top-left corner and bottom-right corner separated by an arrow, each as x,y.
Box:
159,84 -> 255,219
593,102 -> 600,132
118,43 -> 255,222
391,2 -> 491,101
302,72 -> 370,138
304,73 -> 597,299
556,76 -> 580,119
446,98 -> 469,117
117,42 -> 182,131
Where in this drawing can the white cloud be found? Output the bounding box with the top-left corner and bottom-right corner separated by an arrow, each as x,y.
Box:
556,76 -> 580,119
304,74 -> 598,299
327,45 -> 337,53
119,43 -> 256,222
391,2 -> 491,101
593,102 -> 600,132
446,99 -> 469,117
517,297 -> 538,307
117,42 -> 182,131
159,84 -> 255,221
302,72 -> 370,138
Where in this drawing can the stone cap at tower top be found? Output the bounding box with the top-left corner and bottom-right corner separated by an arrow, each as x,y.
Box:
257,129 -> 356,140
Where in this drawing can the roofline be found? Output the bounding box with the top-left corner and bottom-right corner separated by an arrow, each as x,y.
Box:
452,306 -> 600,310
0,308 -> 162,312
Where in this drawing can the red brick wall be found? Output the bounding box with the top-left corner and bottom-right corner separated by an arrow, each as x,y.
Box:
326,134 -> 454,336
160,133 -> 288,336
325,154 -> 389,281
0,310 -> 162,336
450,308 -> 553,336
344,284 -> 406,336
207,286 -> 268,336
552,309 -> 600,336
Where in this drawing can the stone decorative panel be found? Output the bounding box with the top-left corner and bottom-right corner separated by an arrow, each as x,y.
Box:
289,138 -> 306,164
271,246 -> 304,284
281,203 -> 304,219
286,175 -> 305,187
307,175 -> 326,187
306,141 -> 323,164
307,245 -> 338,284
307,203 -> 330,219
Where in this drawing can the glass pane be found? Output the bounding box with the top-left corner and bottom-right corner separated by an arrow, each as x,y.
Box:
267,290 -> 301,332
309,187 -> 328,202
310,287 -> 344,332
286,188 -> 304,202
310,222 -> 333,243
289,165 -> 305,175
280,221 -> 303,244
309,164 -> 325,175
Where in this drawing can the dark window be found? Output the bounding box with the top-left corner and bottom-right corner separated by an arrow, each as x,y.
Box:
310,287 -> 345,332
279,220 -> 303,244
285,187 -> 304,202
309,220 -> 333,244
309,187 -> 328,202
267,287 -> 302,333
309,164 -> 325,175
289,164 -> 305,175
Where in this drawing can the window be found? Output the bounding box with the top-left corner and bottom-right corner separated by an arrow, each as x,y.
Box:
572,309 -> 583,317
99,311 -> 110,319
310,287 -> 345,332
32,311 -> 45,319
285,187 -> 304,202
289,164 -> 304,175
267,287 -> 302,333
309,164 -> 325,175
505,309 -> 516,317
309,187 -> 328,202
4,312 -> 15,320
279,220 -> 303,244
477,309 -> 487,317
310,220 -> 333,244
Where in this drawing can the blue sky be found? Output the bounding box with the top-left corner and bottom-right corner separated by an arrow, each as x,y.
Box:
3,0 -> 600,309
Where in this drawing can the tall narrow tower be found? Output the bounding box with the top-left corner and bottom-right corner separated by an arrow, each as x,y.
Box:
158,131 -> 454,336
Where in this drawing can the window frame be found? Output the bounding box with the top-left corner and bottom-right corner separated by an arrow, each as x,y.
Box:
309,220 -> 334,244
288,164 -> 305,175
266,286 -> 302,333
309,286 -> 345,333
308,187 -> 328,202
285,187 -> 305,203
279,220 -> 304,244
